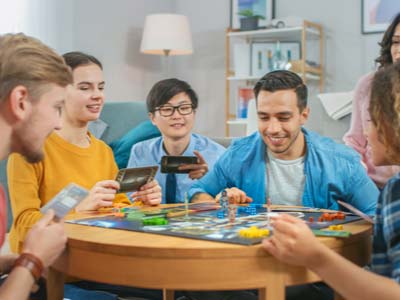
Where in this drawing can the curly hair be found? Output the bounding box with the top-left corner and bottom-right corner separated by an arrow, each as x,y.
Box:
375,13 -> 400,68
369,62 -> 400,163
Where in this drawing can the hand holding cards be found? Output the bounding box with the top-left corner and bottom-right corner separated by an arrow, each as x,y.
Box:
115,166 -> 158,193
161,156 -> 198,173
40,183 -> 89,220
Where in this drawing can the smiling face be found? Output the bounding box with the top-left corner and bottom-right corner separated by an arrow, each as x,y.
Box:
64,64 -> 105,126
391,23 -> 400,63
257,89 -> 309,160
149,92 -> 195,141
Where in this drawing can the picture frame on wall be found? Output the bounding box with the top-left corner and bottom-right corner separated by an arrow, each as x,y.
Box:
362,0 -> 400,34
250,42 -> 300,77
230,0 -> 275,30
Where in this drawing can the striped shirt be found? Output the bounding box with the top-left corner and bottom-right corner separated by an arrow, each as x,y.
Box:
372,172 -> 400,282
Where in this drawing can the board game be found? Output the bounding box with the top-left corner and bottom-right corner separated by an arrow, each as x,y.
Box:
68,203 -> 362,246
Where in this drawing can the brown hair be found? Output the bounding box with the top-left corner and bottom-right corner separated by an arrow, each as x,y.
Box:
0,33 -> 72,102
369,61 -> 400,163
375,13 -> 400,68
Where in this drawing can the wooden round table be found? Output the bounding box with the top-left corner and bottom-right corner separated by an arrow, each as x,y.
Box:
48,212 -> 372,300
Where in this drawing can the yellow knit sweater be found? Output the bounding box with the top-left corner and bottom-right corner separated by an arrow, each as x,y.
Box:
7,131 -> 130,253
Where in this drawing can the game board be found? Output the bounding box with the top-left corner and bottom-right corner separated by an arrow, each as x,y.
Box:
68,204 -> 362,245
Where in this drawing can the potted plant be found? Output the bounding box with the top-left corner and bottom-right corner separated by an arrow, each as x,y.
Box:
238,9 -> 265,31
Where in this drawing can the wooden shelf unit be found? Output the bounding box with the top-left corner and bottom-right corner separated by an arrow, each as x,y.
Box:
225,20 -> 324,136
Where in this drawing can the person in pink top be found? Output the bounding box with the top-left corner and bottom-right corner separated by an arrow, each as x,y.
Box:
344,12 -> 400,188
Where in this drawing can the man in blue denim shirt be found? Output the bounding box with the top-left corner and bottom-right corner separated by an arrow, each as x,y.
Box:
189,70 -> 378,215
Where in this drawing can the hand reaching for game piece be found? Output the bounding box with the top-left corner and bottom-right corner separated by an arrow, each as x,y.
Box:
262,214 -> 326,269
75,180 -> 119,212
131,179 -> 162,206
178,151 -> 209,179
216,187 -> 253,204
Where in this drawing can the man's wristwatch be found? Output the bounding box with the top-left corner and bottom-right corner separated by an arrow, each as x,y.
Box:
13,253 -> 44,282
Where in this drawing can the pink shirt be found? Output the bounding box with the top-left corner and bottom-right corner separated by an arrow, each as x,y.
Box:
343,72 -> 400,188
0,185 -> 7,247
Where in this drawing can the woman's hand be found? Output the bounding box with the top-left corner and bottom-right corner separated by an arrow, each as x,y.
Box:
131,179 -> 162,206
75,180 -> 119,212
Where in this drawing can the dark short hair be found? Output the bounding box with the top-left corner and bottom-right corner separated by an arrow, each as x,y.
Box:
369,61 -> 400,163
62,51 -> 102,71
253,70 -> 308,111
375,12 -> 400,68
146,78 -> 198,113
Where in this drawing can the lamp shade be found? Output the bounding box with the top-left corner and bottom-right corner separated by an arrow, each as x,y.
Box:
140,13 -> 193,56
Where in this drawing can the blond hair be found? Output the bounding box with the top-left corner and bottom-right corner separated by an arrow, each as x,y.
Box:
370,61 -> 400,163
0,33 -> 72,102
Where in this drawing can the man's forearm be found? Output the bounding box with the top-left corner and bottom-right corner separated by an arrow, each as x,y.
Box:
0,266 -> 35,300
312,246 -> 400,300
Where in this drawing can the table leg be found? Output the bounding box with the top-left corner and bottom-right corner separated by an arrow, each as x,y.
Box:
163,289 -> 174,300
259,285 -> 285,300
47,267 -> 64,300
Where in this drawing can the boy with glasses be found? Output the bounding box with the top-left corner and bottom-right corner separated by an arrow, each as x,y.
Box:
127,78 -> 225,204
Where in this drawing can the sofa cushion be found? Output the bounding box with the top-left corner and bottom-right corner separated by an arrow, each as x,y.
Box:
97,101 -> 150,144
110,120 -> 161,169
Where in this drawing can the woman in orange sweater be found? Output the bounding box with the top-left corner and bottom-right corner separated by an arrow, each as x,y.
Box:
7,52 -> 162,253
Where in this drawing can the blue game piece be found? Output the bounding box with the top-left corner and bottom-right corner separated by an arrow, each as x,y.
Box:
217,211 -> 225,219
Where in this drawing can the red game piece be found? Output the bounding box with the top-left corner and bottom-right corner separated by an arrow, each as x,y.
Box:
337,212 -> 345,220
309,216 -> 314,223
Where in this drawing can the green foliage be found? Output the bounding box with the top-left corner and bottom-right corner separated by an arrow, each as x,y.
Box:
237,9 -> 265,20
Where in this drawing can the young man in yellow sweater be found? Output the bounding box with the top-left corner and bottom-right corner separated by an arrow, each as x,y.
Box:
0,33 -> 71,300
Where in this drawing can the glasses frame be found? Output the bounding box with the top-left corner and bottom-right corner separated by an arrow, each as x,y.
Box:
154,103 -> 195,117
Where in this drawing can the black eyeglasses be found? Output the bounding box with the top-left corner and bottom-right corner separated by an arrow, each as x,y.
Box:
155,104 -> 194,117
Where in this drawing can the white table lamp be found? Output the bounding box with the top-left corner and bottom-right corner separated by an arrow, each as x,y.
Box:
140,13 -> 193,59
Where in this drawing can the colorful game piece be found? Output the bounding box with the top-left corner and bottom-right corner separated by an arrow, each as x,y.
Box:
220,189 -> 228,218
336,212 -> 345,220
249,209 -> 257,216
142,217 -> 168,226
239,226 -> 270,238
319,212 -> 346,222
217,211 -> 225,219
228,198 -> 237,224
308,216 -> 314,223
329,224 -> 344,231
114,212 -> 125,218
